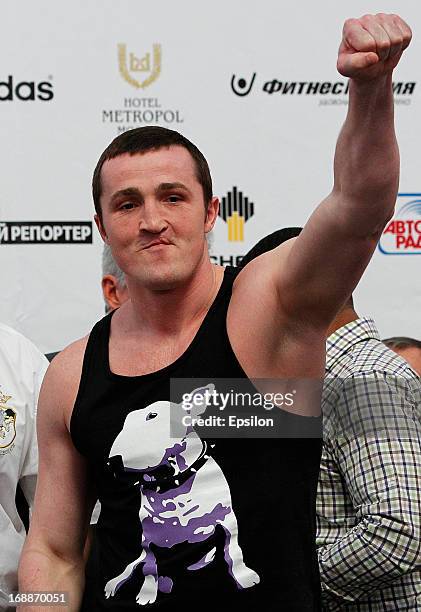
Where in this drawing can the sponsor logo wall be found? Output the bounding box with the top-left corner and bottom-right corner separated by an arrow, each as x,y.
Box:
0,76 -> 54,102
210,187 -> 255,266
0,222 -> 92,245
379,194 -> 421,255
101,44 -> 184,135
0,1 -> 420,351
231,72 -> 416,106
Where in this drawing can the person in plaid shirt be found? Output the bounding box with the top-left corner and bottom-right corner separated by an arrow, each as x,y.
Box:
317,297 -> 421,610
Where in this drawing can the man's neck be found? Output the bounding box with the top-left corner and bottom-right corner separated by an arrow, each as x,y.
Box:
119,261 -> 224,336
327,307 -> 359,338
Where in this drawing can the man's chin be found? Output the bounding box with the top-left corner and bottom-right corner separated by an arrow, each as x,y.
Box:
137,267 -> 189,292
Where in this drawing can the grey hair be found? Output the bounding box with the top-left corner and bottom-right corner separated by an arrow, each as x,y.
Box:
383,336 -> 421,351
102,244 -> 127,289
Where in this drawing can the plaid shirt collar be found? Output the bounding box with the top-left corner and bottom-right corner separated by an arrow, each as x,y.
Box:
326,317 -> 380,372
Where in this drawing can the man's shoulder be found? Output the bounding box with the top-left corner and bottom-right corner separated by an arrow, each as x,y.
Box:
327,318 -> 416,378
324,337 -> 421,439
46,336 -> 89,377
40,336 -> 89,399
38,336 -> 90,430
346,336 -> 418,379
324,334 -> 421,407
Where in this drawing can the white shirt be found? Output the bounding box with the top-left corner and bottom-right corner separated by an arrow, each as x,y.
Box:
0,323 -> 48,611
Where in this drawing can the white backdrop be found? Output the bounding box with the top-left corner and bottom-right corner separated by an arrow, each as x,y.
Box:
1,0 -> 420,353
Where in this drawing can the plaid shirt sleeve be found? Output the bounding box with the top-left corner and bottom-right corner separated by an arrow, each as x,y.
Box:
318,370 -> 421,608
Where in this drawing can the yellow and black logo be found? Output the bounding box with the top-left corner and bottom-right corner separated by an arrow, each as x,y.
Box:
118,44 -> 161,89
219,187 -> 254,242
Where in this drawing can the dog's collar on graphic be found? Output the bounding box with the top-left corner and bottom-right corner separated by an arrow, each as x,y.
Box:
139,440 -> 211,493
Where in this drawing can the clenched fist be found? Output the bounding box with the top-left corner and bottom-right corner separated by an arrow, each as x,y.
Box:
337,13 -> 412,80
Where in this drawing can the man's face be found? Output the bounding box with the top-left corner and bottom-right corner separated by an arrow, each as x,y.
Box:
95,146 -> 218,291
394,347 -> 421,377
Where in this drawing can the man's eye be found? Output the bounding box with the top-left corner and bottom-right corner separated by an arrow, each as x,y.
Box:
120,202 -> 135,210
166,195 -> 181,204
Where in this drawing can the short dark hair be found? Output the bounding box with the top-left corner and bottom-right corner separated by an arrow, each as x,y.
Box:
383,336 -> 421,351
92,126 -> 213,217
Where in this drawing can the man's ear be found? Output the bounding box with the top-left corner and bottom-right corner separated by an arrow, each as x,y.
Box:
102,275 -> 120,312
205,197 -> 219,233
95,213 -> 108,243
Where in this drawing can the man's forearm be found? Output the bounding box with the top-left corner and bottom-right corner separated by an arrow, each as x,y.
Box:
18,549 -> 84,612
333,73 -> 399,235
318,517 -> 419,603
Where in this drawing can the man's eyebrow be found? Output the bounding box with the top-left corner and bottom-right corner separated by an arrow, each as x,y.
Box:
109,187 -> 143,204
156,182 -> 192,194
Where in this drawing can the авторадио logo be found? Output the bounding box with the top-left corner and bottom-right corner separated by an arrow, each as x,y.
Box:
218,187 -> 254,242
378,193 -> 421,254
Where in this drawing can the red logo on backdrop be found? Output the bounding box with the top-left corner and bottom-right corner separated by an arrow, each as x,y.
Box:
378,194 -> 421,254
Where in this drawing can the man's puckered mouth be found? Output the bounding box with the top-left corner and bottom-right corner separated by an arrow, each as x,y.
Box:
142,239 -> 172,250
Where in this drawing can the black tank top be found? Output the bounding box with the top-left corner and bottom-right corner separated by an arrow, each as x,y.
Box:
71,267 -> 322,611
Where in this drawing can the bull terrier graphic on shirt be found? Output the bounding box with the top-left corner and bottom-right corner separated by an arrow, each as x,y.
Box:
105,385 -> 260,606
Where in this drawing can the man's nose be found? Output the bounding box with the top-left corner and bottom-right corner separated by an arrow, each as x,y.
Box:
139,200 -> 168,233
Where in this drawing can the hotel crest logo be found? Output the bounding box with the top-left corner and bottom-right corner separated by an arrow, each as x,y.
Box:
118,43 -> 161,89
103,43 -> 182,138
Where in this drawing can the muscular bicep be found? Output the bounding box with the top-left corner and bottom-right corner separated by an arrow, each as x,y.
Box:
277,202 -> 379,329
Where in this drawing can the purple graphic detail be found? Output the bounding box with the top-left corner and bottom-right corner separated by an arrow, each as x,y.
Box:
158,576 -> 173,594
142,548 -> 157,578
142,488 -> 230,548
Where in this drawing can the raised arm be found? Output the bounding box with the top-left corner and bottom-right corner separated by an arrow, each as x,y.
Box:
228,14 -> 412,385
276,14 -> 411,328
18,340 -> 92,612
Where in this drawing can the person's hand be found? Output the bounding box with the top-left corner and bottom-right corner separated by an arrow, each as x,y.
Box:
337,14 -> 412,81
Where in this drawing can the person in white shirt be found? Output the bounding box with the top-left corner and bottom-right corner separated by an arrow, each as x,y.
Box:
0,323 -> 48,611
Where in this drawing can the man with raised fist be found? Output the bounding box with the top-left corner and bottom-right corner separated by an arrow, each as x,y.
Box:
19,13 -> 412,612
